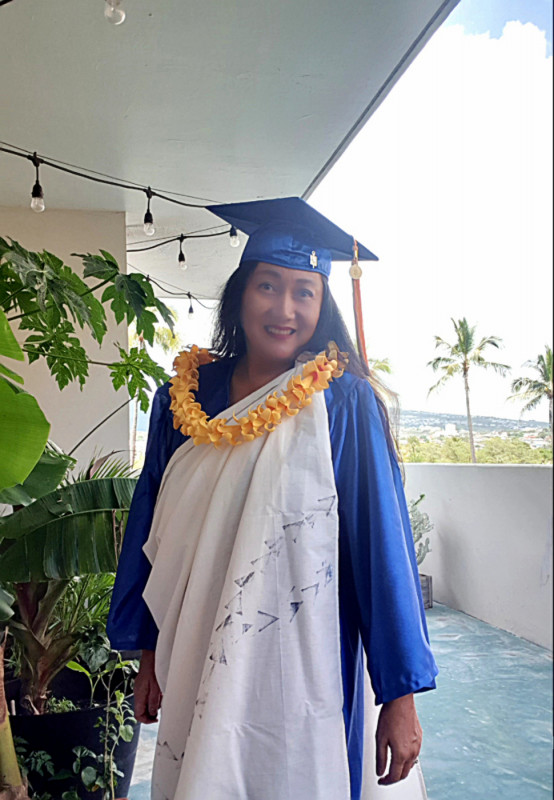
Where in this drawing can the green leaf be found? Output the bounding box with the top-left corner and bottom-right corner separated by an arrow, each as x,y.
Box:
81,765 -> 99,789
0,443 -> 76,505
77,251 -> 120,281
0,477 -> 136,581
120,724 -> 135,742
0,360 -> 24,384
0,307 -> 24,361
0,377 -> 50,491
0,585 -> 15,621
66,660 -> 92,677
114,274 -> 147,320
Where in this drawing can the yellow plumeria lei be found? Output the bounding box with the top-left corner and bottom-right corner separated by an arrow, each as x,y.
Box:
169,343 -> 348,447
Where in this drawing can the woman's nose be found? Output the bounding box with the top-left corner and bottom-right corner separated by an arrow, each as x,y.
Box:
275,291 -> 296,319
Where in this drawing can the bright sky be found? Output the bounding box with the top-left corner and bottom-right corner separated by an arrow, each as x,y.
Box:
311,1 -> 553,422
158,0 -> 553,424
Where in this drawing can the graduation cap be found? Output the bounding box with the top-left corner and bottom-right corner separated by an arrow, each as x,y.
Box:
207,196 -> 378,279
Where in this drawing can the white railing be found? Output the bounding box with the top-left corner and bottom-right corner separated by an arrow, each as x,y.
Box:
404,464 -> 553,650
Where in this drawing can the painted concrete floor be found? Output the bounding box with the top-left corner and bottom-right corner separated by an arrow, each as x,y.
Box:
128,604 -> 553,799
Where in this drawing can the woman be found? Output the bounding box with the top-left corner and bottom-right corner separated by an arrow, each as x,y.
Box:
107,198 -> 438,800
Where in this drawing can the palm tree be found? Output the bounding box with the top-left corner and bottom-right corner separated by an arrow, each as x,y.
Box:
129,310 -> 184,466
427,318 -> 510,463
509,346 -> 553,430
368,357 -> 392,374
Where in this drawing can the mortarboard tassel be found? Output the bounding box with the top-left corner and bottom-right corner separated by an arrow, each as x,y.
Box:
350,239 -> 369,370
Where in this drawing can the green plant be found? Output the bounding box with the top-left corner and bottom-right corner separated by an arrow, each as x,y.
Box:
13,655 -> 138,800
427,318 -> 510,462
44,697 -> 78,714
0,239 -> 172,493
0,450 -> 137,714
408,494 -> 433,567
509,345 -> 553,429
128,309 -> 185,466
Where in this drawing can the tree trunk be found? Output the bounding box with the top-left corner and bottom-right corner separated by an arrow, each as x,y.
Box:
464,371 -> 477,463
0,631 -> 30,799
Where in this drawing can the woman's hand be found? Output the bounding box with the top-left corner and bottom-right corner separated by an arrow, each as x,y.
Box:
375,693 -> 422,785
134,649 -> 162,724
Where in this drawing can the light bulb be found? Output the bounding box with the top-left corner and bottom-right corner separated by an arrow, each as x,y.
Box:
178,252 -> 187,271
31,196 -> 45,213
188,295 -> 194,318
143,208 -> 155,236
229,226 -> 240,248
31,182 -> 45,213
105,0 -> 126,24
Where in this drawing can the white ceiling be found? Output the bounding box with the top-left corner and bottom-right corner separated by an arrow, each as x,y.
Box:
0,0 -> 458,297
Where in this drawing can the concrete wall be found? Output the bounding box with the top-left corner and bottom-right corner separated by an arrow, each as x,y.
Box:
0,207 -> 129,469
405,464 -> 553,650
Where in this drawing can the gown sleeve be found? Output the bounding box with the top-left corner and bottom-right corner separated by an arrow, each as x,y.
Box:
328,375 -> 438,705
107,384 -> 175,651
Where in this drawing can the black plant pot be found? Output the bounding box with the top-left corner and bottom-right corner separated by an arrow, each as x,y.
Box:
6,667 -> 141,799
419,573 -> 433,610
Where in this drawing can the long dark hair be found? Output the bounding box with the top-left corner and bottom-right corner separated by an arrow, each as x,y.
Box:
212,260 -> 401,458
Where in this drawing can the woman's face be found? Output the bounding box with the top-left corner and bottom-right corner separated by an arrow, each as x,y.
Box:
240,262 -> 324,369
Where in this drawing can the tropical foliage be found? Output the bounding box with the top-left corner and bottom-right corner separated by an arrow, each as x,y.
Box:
408,494 -> 433,565
0,239 -> 171,493
427,318 -> 510,462
0,452 -> 136,715
509,345 -> 553,428
128,310 -> 185,465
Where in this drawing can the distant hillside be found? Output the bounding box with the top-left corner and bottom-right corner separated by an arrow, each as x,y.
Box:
400,409 -> 550,433
137,404 -> 549,435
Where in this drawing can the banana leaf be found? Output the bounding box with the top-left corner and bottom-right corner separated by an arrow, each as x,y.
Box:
0,478 -> 136,582
0,442 -> 76,506
0,377 -> 50,492
0,586 -> 15,622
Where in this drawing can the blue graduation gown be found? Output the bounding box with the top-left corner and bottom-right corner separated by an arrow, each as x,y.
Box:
107,359 -> 438,800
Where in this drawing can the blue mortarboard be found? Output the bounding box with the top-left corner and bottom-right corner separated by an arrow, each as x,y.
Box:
207,196 -> 378,278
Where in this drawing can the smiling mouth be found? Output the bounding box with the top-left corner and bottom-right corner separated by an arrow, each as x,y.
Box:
265,326 -> 296,336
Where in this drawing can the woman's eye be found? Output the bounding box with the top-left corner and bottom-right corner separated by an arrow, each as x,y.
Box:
259,282 -> 274,291
299,289 -> 314,298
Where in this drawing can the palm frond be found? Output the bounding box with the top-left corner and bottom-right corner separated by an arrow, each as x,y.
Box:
427,356 -> 459,371
427,374 -> 455,396
469,357 -> 510,376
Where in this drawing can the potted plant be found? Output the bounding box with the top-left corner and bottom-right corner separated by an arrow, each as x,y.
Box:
0,239 -> 174,798
409,493 -> 434,609
0,453 -> 141,799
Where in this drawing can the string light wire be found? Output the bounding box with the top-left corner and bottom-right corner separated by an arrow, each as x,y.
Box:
0,139 -> 220,203
127,264 -> 217,308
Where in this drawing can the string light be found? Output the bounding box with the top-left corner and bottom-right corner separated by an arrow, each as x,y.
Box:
143,187 -> 155,236
104,0 -> 126,25
0,143 -> 253,259
178,235 -> 187,270
229,225 -> 240,248
0,143 -> 210,214
30,152 -> 45,213
187,292 -> 194,318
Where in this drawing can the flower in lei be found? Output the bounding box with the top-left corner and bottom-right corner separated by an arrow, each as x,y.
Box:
169,343 -> 348,447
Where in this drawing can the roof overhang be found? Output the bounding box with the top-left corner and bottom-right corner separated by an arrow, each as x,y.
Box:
0,0 -> 459,296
